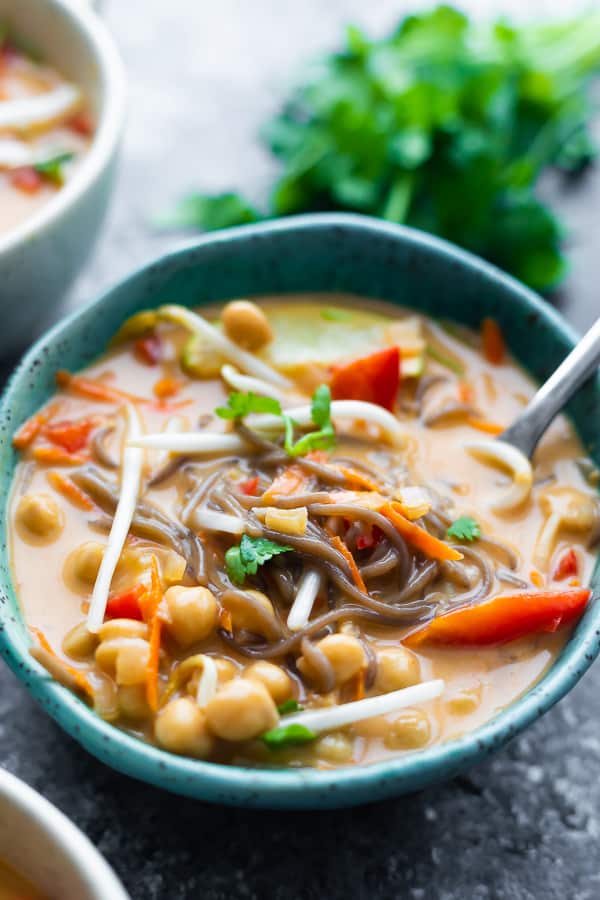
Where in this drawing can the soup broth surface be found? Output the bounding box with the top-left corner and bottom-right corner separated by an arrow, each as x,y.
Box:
8,295 -> 598,769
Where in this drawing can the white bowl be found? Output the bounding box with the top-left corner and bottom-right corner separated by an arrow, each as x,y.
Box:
0,766 -> 129,899
0,0 -> 126,356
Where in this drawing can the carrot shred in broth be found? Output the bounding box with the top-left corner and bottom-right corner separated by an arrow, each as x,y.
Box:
56,370 -> 146,405
46,470 -> 95,510
381,502 -> 463,561
331,535 -> 368,593
12,401 -> 63,450
263,465 -> 308,501
29,627 -> 94,698
481,318 -> 505,365
466,416 -> 505,436
32,446 -> 87,466
143,556 -> 163,713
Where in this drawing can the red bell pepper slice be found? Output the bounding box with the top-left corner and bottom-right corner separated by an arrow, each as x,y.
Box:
239,476 -> 260,496
330,346 -> 400,411
44,417 -> 97,454
104,585 -> 146,621
553,548 -> 579,582
134,334 -> 163,366
403,588 -> 590,647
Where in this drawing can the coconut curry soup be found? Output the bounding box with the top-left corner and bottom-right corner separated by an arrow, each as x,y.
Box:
8,297 -> 598,769
0,29 -> 94,235
0,857 -> 46,900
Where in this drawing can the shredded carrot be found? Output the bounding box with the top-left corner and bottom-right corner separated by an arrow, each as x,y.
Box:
56,370 -> 146,405
466,416 -> 505,436
306,451 -> 329,464
263,465 -> 308,502
458,382 -> 475,404
13,401 -> 62,450
44,417 -> 98,453
381,502 -> 463,562
144,556 -> 163,713
32,446 -> 86,466
353,667 -> 367,701
219,607 -> 233,632
332,464 -> 381,492
530,570 -> 544,588
46,470 -> 95,510
481,318 -> 505,365
569,577 -> 582,587
331,535 -> 367,593
153,376 -> 183,399
29,627 -> 94,697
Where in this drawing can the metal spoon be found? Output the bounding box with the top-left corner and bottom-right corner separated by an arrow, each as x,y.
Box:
500,317 -> 600,459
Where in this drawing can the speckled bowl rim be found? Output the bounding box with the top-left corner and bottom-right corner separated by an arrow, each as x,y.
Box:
0,0 -> 126,256
0,213 -> 598,809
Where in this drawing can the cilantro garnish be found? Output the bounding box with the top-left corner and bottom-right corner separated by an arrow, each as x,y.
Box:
284,384 -> 336,457
154,7 -> 600,292
215,391 -> 282,420
34,152 -> 75,185
277,698 -> 303,715
446,516 -> 481,542
262,723 -> 317,749
225,534 -> 292,585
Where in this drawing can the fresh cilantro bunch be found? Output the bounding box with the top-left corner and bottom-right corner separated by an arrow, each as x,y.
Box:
158,5 -> 600,291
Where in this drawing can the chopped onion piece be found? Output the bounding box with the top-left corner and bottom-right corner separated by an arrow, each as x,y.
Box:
254,505 -> 308,536
0,138 -> 33,169
287,568 -> 322,631
465,440 -> 533,512
281,679 -> 445,732
0,84 -> 81,132
250,400 -> 406,446
193,509 -> 245,535
128,432 -> 247,454
158,305 -> 290,389
196,655 -> 218,707
220,365 -> 287,403
395,486 -> 432,519
87,405 -> 144,633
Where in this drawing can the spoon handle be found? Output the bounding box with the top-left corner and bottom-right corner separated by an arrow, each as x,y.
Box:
500,318 -> 600,459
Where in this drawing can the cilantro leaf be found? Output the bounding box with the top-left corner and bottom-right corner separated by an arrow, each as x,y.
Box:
215,391 -> 282,420
277,698 -> 303,715
154,192 -> 260,231
33,152 -> 74,185
446,516 -> 481,542
262,723 -> 317,749
155,8 -> 600,292
284,384 -> 336,457
225,534 -> 292,585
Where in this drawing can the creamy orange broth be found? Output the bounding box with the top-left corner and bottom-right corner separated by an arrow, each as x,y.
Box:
0,858 -> 46,900
0,40 -> 93,235
8,296 -> 598,769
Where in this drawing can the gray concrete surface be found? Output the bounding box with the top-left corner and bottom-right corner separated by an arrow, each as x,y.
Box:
2,2 -> 600,897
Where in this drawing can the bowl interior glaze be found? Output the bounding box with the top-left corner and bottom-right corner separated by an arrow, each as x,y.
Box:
1,214 -> 598,809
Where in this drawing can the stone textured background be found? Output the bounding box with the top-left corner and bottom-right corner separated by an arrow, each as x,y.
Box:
2,1 -> 600,897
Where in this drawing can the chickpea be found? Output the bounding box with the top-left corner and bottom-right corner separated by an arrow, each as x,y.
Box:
299,634 -> 366,687
95,637 -> 150,684
446,683 -> 481,716
65,541 -> 104,587
315,732 -> 354,764
98,619 -> 149,642
119,684 -> 150,721
62,622 -> 99,660
155,698 -> 213,758
384,708 -> 431,750
244,661 -> 292,704
205,678 -> 278,741
164,586 -> 218,647
222,589 -> 279,640
375,648 -> 421,693
222,300 -> 273,351
16,493 -> 63,543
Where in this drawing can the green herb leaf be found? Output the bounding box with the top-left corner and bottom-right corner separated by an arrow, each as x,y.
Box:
33,152 -> 75,185
156,8 -> 600,292
320,308 -> 353,322
215,391 -> 282,420
277,698 -> 303,715
225,534 -> 292,585
262,723 -> 317,749
446,516 -> 481,542
154,192 -> 260,231
284,385 -> 336,457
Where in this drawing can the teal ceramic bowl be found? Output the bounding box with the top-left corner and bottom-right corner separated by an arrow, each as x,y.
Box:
1,214 -> 598,809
